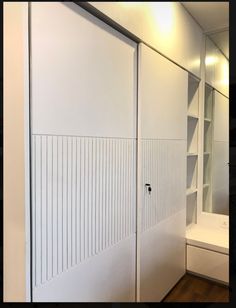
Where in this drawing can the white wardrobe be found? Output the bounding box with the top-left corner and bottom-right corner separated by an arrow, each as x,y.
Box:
30,2 -> 188,302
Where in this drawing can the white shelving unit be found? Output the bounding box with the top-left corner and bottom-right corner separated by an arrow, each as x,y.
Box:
203,84 -> 213,212
186,75 -> 200,226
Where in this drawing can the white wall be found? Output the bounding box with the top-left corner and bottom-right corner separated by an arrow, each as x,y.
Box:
205,37 -> 229,97
88,2 -> 203,78
3,2 -> 29,302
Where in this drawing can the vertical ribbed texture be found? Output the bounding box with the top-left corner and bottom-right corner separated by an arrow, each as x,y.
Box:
32,134 -> 136,287
142,139 -> 186,232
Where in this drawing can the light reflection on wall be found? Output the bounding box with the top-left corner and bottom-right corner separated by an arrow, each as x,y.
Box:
150,2 -> 174,34
205,55 -> 218,66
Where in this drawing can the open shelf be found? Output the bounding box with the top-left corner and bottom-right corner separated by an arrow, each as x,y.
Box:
204,118 -> 211,122
186,74 -> 199,227
203,154 -> 211,185
188,75 -> 199,117
186,193 -> 197,225
203,185 -> 212,213
188,114 -> 199,120
204,122 -> 212,153
187,155 -> 198,190
188,118 -> 198,153
205,84 -> 213,119
187,152 -> 198,157
204,152 -> 211,155
203,183 -> 210,189
186,188 -> 198,196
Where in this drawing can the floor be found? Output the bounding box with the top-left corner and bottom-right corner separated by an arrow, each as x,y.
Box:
163,273 -> 229,302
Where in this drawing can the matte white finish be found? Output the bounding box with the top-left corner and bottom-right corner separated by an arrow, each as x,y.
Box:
186,224 -> 228,254
187,245 -> 229,284
139,43 -> 187,302
31,2 -> 137,301
141,210 -> 186,302
141,139 -> 186,232
89,2 -> 202,77
198,212 -> 229,229
33,235 -> 136,302
31,2 -> 137,138
140,44 -> 188,140
32,135 -> 136,287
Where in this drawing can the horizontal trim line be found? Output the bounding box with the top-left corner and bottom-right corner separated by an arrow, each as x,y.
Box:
141,138 -> 186,141
186,243 -> 229,256
32,134 -> 136,140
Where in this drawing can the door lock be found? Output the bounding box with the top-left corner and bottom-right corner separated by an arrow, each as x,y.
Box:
145,183 -> 152,194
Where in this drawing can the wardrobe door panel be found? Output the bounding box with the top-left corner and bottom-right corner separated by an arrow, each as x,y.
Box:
31,2 -> 137,302
139,43 -> 187,302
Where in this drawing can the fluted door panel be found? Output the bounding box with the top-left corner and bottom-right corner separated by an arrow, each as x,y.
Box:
32,135 -> 136,287
141,139 -> 186,232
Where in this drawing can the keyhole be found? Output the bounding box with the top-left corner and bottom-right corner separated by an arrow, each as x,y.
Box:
145,183 -> 152,194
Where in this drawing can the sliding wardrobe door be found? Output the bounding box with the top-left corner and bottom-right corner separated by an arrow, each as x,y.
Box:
30,3 -> 137,302
139,43 -> 187,301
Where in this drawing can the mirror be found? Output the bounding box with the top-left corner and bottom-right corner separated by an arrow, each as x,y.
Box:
203,85 -> 229,215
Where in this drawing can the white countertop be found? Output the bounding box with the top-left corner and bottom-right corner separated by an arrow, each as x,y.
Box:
186,223 -> 229,254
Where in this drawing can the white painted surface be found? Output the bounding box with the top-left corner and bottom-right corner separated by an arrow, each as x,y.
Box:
139,44 -> 187,140
32,135 -> 136,287
31,2 -> 137,301
141,139 -> 186,232
198,212 -> 229,229
187,245 -> 229,284
89,2 -> 202,77
205,37 -> 215,87
141,210 -> 186,302
205,37 -> 229,97
33,235 -> 136,302
139,43 -> 187,302
31,2 -> 136,138
186,224 -> 228,254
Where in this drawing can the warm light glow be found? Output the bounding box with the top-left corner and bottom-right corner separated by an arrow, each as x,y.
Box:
205,55 -> 218,66
151,2 -> 174,34
189,58 -> 201,71
120,2 -> 142,6
222,61 -> 229,86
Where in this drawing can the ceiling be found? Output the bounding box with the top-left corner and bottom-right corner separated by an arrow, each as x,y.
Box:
181,2 -> 229,58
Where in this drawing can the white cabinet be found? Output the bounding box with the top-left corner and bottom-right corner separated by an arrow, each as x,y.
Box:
139,43 -> 187,302
30,4 -> 188,303
31,2 -> 137,302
